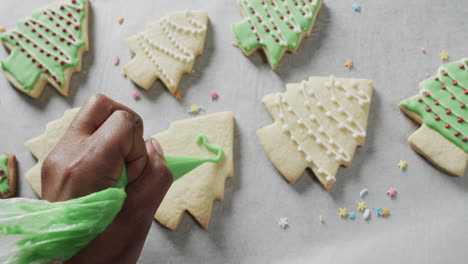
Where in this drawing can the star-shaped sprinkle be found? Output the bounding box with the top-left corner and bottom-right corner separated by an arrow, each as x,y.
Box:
439,50 -> 449,61
397,160 -> 407,170
319,215 -> 324,223
189,104 -> 200,114
210,91 -> 219,100
173,91 -> 182,100
386,187 -> 397,198
357,201 -> 367,212
375,207 -> 383,216
348,212 -> 356,220
278,217 -> 288,229
382,208 -> 391,217
339,208 -> 348,218
118,17 -> 125,25
352,3 -> 361,12
132,91 -> 140,101
344,59 -> 354,69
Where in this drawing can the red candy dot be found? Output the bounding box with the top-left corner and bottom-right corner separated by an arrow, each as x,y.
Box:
280,15 -> 284,20
52,75 -> 56,80
60,37 -> 65,41
60,61 -> 65,65
273,26 -> 278,30
463,137 -> 468,142
446,123 -> 451,128
435,100 -> 439,105
458,117 -> 464,123
56,23 -> 60,27
443,71 -> 448,76
453,80 -> 458,85
59,16 -> 64,20
60,5 -> 65,10
251,10 -> 255,14
418,98 -> 423,102
20,48 -> 25,52
49,16 -> 53,21
66,41 -> 71,46
302,11 -> 306,15
38,34 -> 42,38
435,116 -> 440,121
286,9 -> 291,14
37,64 -> 43,69
45,69 -> 49,73
460,64 -> 465,69
265,28 -> 270,32
435,77 -> 439,81
451,95 -> 456,99
455,131 -> 461,137
57,80 -> 62,85
27,53 -> 31,58
465,90 -> 468,94
442,84 -> 446,89
267,13 -> 271,17
250,25 -> 254,30
63,29 -> 67,33
289,25 -> 294,29
256,37 -> 260,41
258,18 -> 262,22
461,104 -> 466,108
54,56 -> 58,61
67,21 -> 71,25
425,92 -> 430,97
72,0 -> 77,3
426,107 -> 431,112
275,38 -> 280,42
76,8 -> 81,12
15,41 -> 19,46
46,53 -> 51,57
31,58 -> 36,63
446,109 -> 452,115
67,12 -> 72,17
74,25 -> 80,30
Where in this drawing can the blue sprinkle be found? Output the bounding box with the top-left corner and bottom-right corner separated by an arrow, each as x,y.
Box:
375,207 -> 383,216
352,3 -> 361,12
348,212 -> 356,220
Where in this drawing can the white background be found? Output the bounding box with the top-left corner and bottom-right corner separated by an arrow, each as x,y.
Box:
1,0 -> 468,263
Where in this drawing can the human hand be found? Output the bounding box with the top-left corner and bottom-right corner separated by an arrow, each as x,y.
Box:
41,94 -> 172,263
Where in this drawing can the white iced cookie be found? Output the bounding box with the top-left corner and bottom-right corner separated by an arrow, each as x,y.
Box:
152,112 -> 234,230
123,11 -> 208,95
257,76 -> 373,191
0,0 -> 89,99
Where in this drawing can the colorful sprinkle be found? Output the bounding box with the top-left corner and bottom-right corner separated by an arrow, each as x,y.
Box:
132,91 -> 140,101
348,212 -> 356,220
278,217 -> 288,229
375,207 -> 383,216
397,160 -> 407,170
118,17 -> 124,25
362,208 -> 370,220
386,187 -> 397,198
339,208 -> 348,218
210,91 -> 219,100
382,208 -> 391,217
114,57 -> 120,66
190,104 -> 200,113
319,215 -> 324,223
421,48 -> 426,54
0,26 -> 5,33
344,59 -> 354,69
359,188 -> 368,198
439,50 -> 449,61
357,201 -> 367,212
174,91 -> 182,100
351,3 -> 361,12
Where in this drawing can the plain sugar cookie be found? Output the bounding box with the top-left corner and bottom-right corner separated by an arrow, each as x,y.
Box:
124,11 -> 208,95
232,0 -> 322,69
400,58 -> 468,176
257,76 -> 373,191
0,0 -> 89,99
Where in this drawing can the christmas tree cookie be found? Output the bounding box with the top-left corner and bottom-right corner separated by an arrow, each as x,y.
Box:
232,0 -> 322,69
0,154 -> 17,199
257,76 -> 373,191
153,112 -> 234,230
400,58 -> 468,176
124,11 -> 208,95
0,0 -> 89,99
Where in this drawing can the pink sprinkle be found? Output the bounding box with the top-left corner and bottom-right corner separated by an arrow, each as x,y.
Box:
210,91 -> 219,100
132,91 -> 140,101
114,57 -> 120,66
386,187 -> 397,198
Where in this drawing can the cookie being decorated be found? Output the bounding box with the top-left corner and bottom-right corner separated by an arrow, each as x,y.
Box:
0,154 -> 17,199
0,0 -> 89,99
257,76 -> 373,191
232,0 -> 322,69
124,11 -> 208,95
400,58 -> 468,176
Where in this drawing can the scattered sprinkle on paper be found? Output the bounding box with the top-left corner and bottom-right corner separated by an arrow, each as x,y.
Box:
132,91 -> 140,101
382,208 -> 391,217
439,50 -> 449,61
363,208 -> 370,220
173,91 -> 182,100
188,104 -> 205,114
357,201 -> 367,212
210,91 -> 219,100
319,215 -> 324,223
421,48 -> 426,54
359,188 -> 368,198
278,217 -> 288,229
344,59 -> 354,69
352,3 -> 361,12
114,57 -> 120,66
397,160 -> 407,170
386,187 -> 397,198
375,207 -> 383,216
0,26 -> 6,33
339,208 -> 348,218
348,212 -> 356,220
118,17 -> 125,25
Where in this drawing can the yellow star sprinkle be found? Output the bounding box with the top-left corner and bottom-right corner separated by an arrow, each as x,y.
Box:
439,50 -> 449,61
190,104 -> 200,113
382,208 -> 391,217
338,208 -> 348,218
344,59 -> 354,69
174,91 -> 182,100
319,215 -> 324,223
397,160 -> 407,170
357,201 -> 367,212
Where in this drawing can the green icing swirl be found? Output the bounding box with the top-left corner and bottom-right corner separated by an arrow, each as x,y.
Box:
401,58 -> 468,152
0,0 -> 87,92
232,0 -> 321,69
0,155 -> 10,198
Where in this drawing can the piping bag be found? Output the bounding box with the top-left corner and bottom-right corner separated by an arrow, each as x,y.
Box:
0,134 -> 223,264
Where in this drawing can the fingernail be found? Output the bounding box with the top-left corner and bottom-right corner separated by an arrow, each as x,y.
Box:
151,138 -> 164,156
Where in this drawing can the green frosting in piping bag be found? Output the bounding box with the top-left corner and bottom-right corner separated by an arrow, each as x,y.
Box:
0,155 -> 10,199
0,134 -> 224,264
232,0 -> 322,69
0,0 -> 87,92
401,58 -> 468,152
